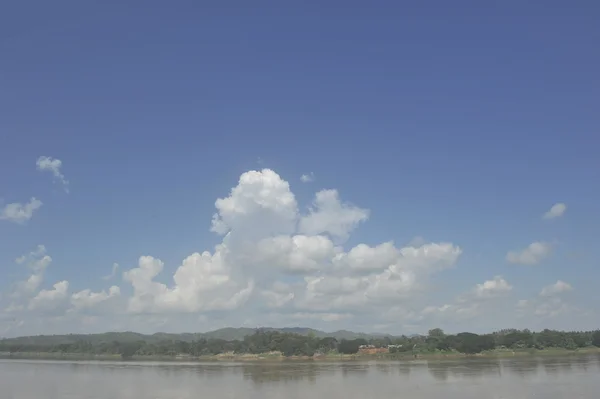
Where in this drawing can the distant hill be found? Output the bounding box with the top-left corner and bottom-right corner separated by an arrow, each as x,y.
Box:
202,328 -> 258,341
194,327 -> 393,341
0,327 -> 399,346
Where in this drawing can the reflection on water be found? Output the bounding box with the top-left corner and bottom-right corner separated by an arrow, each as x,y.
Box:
426,358 -> 503,380
2,355 -> 600,398
509,357 -> 541,378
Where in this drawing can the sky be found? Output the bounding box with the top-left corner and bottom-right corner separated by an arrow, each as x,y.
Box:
1,1 -> 599,338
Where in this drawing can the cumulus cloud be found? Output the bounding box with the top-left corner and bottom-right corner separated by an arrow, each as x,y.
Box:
543,203 -> 566,219
255,235 -> 338,273
0,197 -> 42,224
288,242 -> 462,312
539,280 -> 572,297
102,263 -> 119,280
12,245 -> 52,295
1,168 -> 592,335
123,251 -> 254,314
332,241 -> 400,273
71,286 -> 121,311
300,172 -> 315,183
115,169 -> 461,321
0,169 -> 470,334
210,169 -> 298,238
28,281 -> 69,311
298,189 -> 369,243
506,242 -> 552,265
473,276 -> 513,299
421,302 -> 480,320
15,245 -> 47,265
36,156 -> 69,192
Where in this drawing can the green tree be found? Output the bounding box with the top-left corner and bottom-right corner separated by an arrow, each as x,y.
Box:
119,342 -> 142,359
428,328 -> 445,340
317,337 -> 338,352
338,339 -> 367,354
453,332 -> 493,354
426,328 -> 446,351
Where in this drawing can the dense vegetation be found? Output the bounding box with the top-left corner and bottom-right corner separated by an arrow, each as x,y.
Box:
1,328 -> 599,359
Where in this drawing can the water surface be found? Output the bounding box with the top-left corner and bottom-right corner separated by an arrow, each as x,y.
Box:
2,354 -> 599,398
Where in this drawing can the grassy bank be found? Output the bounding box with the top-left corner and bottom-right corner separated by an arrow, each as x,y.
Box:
2,346 -> 599,362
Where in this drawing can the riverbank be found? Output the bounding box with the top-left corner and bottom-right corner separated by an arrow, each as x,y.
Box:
1,346 -> 599,362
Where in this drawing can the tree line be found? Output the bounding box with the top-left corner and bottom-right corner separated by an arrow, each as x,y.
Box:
1,328 -> 599,358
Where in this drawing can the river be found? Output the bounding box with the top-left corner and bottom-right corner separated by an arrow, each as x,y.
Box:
2,354 -> 599,398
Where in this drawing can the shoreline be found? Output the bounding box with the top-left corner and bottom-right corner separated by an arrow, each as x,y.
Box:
1,347 -> 598,362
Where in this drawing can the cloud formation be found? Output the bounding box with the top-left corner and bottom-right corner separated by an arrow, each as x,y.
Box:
540,280 -> 572,297
28,281 -> 69,311
543,203 -> 566,219
70,286 -> 121,311
36,156 -> 69,192
300,173 -> 315,183
102,263 -> 119,280
0,169 -> 592,336
298,189 -> 369,243
0,197 -> 42,224
506,242 -> 552,265
473,276 -> 513,299
420,276 -> 514,325
12,245 -> 51,296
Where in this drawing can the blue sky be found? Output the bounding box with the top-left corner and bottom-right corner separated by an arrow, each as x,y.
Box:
1,1 -> 599,337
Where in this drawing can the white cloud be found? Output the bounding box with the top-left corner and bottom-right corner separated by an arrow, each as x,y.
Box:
332,241 -> 400,273
117,169 -> 460,319
421,302 -> 481,320
71,286 -> 121,311
289,242 -> 462,312
300,172 -> 315,183
298,189 -> 369,243
20,274 -> 45,295
540,280 -> 572,297
36,156 -> 69,192
15,245 -> 48,267
210,169 -> 298,238
506,241 -> 552,265
543,203 -> 566,219
473,276 -> 513,299
123,250 -> 254,314
255,235 -> 338,273
102,263 -> 119,280
261,282 -> 296,309
421,276 -> 513,325
28,281 -> 69,311
0,197 -> 42,224
13,245 -> 52,295
1,168 -> 594,335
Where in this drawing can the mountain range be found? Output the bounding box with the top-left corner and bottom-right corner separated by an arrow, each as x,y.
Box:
1,327 -> 400,345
